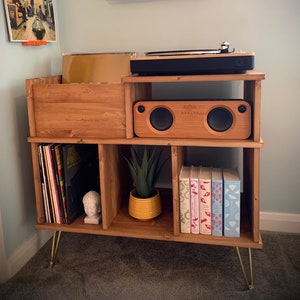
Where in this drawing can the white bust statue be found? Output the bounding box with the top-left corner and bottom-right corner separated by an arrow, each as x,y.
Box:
82,191 -> 101,224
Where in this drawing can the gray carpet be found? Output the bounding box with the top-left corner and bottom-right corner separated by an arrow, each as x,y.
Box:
0,231 -> 300,300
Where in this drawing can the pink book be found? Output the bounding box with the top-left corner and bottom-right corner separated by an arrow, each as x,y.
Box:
199,166 -> 212,235
190,166 -> 199,234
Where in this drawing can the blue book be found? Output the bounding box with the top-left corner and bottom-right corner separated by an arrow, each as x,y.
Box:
211,168 -> 223,236
223,169 -> 240,237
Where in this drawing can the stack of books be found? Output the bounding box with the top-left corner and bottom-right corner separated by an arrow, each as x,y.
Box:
179,166 -> 240,237
37,144 -> 99,224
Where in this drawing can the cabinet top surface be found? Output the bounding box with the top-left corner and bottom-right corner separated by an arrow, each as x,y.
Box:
122,70 -> 265,83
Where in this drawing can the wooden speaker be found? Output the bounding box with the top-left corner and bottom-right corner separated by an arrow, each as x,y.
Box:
133,100 -> 251,139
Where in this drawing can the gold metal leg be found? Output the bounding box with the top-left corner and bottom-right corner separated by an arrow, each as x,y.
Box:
50,231 -> 62,267
236,247 -> 254,290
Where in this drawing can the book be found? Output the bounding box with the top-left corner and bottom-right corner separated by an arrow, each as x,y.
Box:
51,144 -> 67,224
37,144 -> 51,223
211,168 -> 223,236
179,166 -> 191,233
44,144 -> 63,224
41,145 -> 55,223
223,168 -> 241,237
62,144 -> 99,224
62,144 -> 82,224
199,166 -> 212,235
190,166 -> 200,234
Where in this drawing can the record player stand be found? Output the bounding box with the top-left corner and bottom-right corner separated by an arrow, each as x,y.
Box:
26,71 -> 265,290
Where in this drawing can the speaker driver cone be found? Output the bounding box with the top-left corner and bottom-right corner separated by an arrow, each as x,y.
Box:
207,107 -> 233,132
150,107 -> 173,131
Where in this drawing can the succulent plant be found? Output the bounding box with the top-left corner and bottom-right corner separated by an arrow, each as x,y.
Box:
123,146 -> 168,198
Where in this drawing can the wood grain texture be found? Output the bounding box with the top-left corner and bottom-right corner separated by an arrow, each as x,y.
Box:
26,73 -> 264,249
32,83 -> 126,138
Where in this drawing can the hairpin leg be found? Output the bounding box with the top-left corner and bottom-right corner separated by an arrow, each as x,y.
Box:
50,231 -> 62,267
236,247 -> 254,289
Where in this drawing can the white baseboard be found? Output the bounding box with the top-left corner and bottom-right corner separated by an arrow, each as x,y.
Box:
260,212 -> 300,234
1,230 -> 52,283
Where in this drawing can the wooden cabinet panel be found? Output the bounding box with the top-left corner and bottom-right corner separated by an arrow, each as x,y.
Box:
29,83 -> 126,138
27,71 -> 264,249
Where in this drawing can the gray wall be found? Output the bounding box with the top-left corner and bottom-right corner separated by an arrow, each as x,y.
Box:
57,0 -> 300,214
0,0 -> 61,258
0,0 -> 299,261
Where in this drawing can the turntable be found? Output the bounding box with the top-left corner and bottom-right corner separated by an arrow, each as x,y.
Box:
130,42 -> 254,76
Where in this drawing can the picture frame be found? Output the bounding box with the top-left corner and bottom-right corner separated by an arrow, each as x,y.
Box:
3,0 -> 56,43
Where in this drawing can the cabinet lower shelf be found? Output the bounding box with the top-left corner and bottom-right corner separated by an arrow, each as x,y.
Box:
35,203 -> 262,249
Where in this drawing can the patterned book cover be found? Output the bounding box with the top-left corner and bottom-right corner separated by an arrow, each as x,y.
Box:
211,168 -> 223,236
199,166 -> 212,235
179,166 -> 191,233
190,166 -> 200,234
223,168 -> 240,237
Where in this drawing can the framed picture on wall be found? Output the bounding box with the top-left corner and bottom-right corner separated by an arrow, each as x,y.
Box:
3,0 -> 56,42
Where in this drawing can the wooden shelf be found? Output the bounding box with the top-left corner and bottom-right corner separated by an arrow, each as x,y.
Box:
28,137 -> 264,148
35,225 -> 261,249
26,72 -> 265,254
35,189 -> 261,249
36,210 -> 262,249
122,70 -> 265,83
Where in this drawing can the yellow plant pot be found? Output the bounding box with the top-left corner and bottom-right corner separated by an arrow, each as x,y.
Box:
128,189 -> 162,221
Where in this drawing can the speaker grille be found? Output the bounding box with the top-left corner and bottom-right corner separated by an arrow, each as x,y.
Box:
149,107 -> 173,131
133,100 -> 251,139
207,107 -> 233,132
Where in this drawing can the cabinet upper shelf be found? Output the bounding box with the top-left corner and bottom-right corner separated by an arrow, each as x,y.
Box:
27,137 -> 264,148
122,70 -> 265,83
26,71 -> 265,144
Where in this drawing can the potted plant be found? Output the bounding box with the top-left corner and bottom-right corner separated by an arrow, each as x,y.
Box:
123,146 -> 168,220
